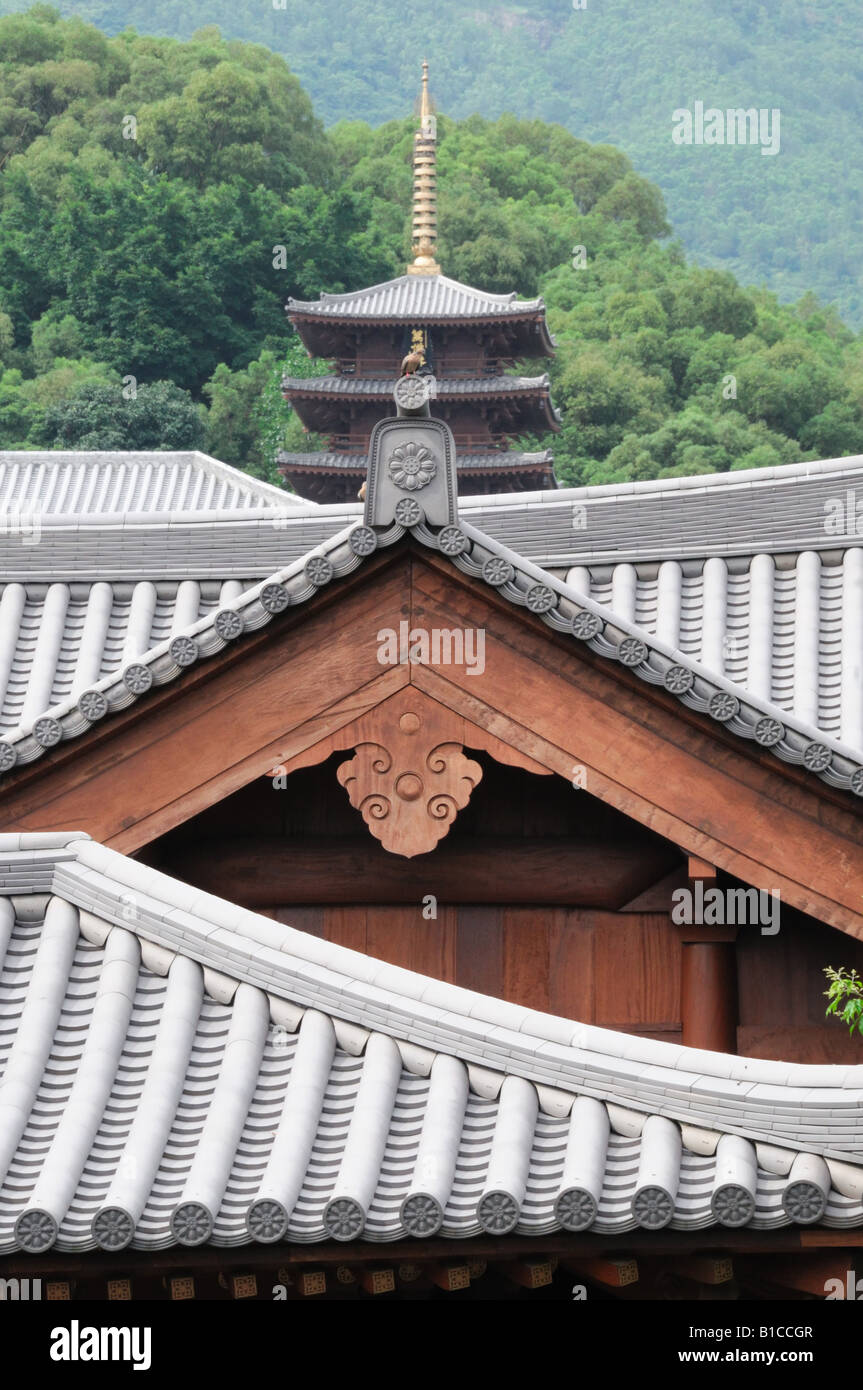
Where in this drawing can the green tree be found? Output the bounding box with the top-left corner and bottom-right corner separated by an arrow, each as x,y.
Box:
42,378 -> 205,449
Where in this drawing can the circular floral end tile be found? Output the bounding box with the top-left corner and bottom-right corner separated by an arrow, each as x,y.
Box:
170,1202 -> 213,1247
400,1192 -> 444,1238
260,582 -> 290,614
477,1189 -> 520,1235
554,1186 -> 598,1232
349,526 -> 377,557
323,1196 -> 365,1242
92,1206 -> 135,1251
247,1199 -> 288,1244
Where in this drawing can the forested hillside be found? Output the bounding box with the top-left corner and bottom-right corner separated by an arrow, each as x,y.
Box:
1,8 -> 862,491
10,0 -> 862,325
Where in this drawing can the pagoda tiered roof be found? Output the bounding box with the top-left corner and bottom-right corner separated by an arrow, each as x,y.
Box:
288,272 -> 550,325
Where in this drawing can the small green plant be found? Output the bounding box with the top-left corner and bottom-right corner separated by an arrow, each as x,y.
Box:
824,966 -> 863,1038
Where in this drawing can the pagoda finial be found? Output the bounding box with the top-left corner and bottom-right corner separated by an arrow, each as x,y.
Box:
407,59 -> 441,277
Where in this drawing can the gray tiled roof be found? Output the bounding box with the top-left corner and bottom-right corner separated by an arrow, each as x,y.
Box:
282,373 -> 553,397
0,452 -> 297,516
2,504 -> 863,796
0,833 -> 859,1254
287,274 -> 545,320
462,455 -> 863,566
277,450 -> 555,473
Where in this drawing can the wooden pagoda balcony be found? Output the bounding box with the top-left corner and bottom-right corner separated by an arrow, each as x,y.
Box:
336,356 -> 506,377
327,431 -> 511,453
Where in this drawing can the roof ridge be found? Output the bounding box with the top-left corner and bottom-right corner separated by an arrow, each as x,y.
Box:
3,512 -> 863,794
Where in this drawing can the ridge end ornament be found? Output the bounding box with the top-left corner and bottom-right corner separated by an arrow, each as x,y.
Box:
362,374 -> 458,528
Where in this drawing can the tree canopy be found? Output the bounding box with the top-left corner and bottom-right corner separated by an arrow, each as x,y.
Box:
1,7 -> 862,490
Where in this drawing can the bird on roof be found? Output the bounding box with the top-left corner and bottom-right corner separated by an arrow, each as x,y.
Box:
401,350 -> 424,376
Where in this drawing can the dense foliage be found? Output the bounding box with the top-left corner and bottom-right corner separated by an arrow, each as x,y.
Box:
1,8 -> 862,490
16,0 -> 863,326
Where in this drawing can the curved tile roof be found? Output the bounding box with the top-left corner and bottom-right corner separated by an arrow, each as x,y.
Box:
0,452 -> 298,516
278,450 -> 556,474
0,834 -> 860,1254
2,507 -> 862,798
287,274 -> 546,321
281,373 -> 554,398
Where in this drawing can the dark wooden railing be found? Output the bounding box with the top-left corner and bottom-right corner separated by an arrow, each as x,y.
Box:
327,432 -> 510,453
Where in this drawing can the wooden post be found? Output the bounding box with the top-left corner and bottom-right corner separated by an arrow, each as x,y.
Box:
679,857 -> 738,1054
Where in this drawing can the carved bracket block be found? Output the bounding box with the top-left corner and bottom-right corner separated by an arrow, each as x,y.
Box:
336,707 -> 482,857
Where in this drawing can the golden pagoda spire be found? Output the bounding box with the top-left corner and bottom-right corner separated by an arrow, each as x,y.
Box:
407,59 -> 441,276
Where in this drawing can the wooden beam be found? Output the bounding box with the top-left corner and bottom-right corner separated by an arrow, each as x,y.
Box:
675,1254 -> 734,1285
360,1267 -> 395,1295
428,1263 -> 471,1292
497,1258 -> 554,1290
738,1254 -> 862,1297
164,836 -> 677,908
687,856 -> 717,885
564,1256 -> 638,1289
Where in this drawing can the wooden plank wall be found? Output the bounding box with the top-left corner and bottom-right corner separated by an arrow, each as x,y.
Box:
258,903 -> 682,1041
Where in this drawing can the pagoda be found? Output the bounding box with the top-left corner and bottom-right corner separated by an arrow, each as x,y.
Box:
278,61 -> 560,503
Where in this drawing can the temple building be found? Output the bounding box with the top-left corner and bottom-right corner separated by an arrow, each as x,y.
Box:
0,72 -> 861,1304
278,63 -> 559,503
0,424 -> 861,1300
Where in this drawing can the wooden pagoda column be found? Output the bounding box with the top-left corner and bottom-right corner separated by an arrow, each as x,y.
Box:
679,857 -> 738,1054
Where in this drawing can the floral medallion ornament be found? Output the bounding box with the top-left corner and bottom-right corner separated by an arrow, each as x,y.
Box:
247,1198 -> 289,1244
305,555 -> 334,587
438,524 -> 469,556
214,609 -> 243,641
34,716 -> 62,748
554,1186 -> 597,1232
79,689 -> 108,722
782,1180 -> 826,1225
400,1192 -> 444,1238
123,663 -> 152,695
632,1185 -> 674,1230
393,374 -> 433,410
324,1197 -> 365,1242
711,1183 -> 755,1228
260,581 -> 290,614
477,1190 -> 520,1235
803,741 -> 831,773
170,1201 -> 213,1246
0,740 -> 16,772
394,497 -> 423,528
169,635 -> 198,668
387,440 -> 437,491
572,611 -> 602,641
15,1207 -> 57,1253
618,636 -> 648,668
526,583 -> 556,614
349,525 -> 377,556
664,664 -> 693,695
92,1206 -> 135,1251
708,690 -> 739,722
482,556 -> 514,587
851,767 -> 863,797
755,715 -> 784,747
